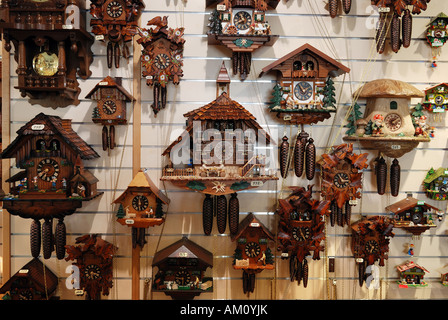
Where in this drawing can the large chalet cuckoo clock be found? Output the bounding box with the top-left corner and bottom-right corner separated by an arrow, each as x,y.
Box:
89,0 -> 144,69
152,237 -> 213,300
351,216 -> 394,287
137,16 -> 185,116
231,213 -> 275,294
65,234 -> 117,300
0,0 -> 94,107
113,169 -> 170,249
318,143 -> 369,227
206,0 -> 279,80
85,76 -> 135,152
1,113 -> 102,260
277,185 -> 330,287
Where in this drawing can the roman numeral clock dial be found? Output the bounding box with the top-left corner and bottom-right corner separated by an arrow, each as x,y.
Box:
37,158 -> 60,182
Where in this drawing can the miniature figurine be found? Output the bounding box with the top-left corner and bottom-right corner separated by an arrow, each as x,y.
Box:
408,243 -> 414,256
371,114 -> 384,136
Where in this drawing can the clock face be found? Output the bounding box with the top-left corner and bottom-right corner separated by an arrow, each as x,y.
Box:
244,242 -> 261,258
365,240 -> 379,254
154,53 -> 170,70
18,289 -> 33,300
333,172 -> 350,189
85,264 -> 102,280
175,270 -> 191,286
294,81 -> 313,101
233,11 -> 252,30
434,94 -> 445,106
384,113 -> 402,132
102,100 -> 117,115
132,195 -> 149,211
106,1 -> 124,18
292,226 -> 311,242
411,211 -> 424,224
32,52 -> 58,76
37,158 -> 60,182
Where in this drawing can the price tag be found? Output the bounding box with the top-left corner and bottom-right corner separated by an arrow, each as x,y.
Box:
217,4 -> 226,10
356,258 -> 364,263
62,24 -> 74,29
99,81 -> 108,86
281,252 -> 289,258
251,181 -> 263,187
95,35 -> 104,41
146,76 -> 153,80
31,124 -> 45,131
178,252 -> 188,257
125,219 -> 135,225
349,199 -> 358,205
378,7 -> 390,13
391,145 -> 401,150
283,115 -> 292,121
250,222 -> 260,227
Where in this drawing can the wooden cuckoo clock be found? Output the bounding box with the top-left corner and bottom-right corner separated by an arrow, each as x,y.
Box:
65,234 -> 117,300
423,167 -> 448,201
113,169 -> 170,249
137,16 -> 185,116
207,0 -> 279,80
397,261 -> 429,288
318,143 -> 369,227
1,113 -> 102,260
85,76 -> 135,152
161,66 -> 278,235
0,0 -> 94,107
0,258 -> 59,300
426,13 -> 448,68
422,83 -> 448,119
231,213 -> 274,294
351,216 -> 394,287
277,185 -> 330,287
152,237 -> 213,300
89,0 -> 144,68
386,194 -> 441,237
344,79 -> 430,197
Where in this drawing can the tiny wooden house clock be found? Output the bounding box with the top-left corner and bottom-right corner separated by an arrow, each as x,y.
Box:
113,169 -> 170,249
231,213 -> 274,294
1,113 -> 102,260
351,216 -> 394,287
422,83 -> 448,116
0,0 -> 94,107
65,234 -> 117,300
85,76 -> 135,152
137,16 -> 185,116
318,143 -> 369,227
152,237 -> 213,300
89,0 -> 144,68
206,0 -> 279,80
277,185 -> 330,287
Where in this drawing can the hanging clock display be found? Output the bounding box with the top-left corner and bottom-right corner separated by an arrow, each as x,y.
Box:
65,234 -> 117,300
1,113 -> 102,260
351,216 -> 394,287
423,167 -> 448,201
277,185 -> 331,287
318,143 -> 369,227
137,16 -> 185,116
113,169 -> 170,249
421,83 -> 448,118
231,213 -> 275,294
90,0 -> 144,68
426,12 -> 448,68
86,76 -> 135,152
0,0 -> 94,107
207,0 -> 279,80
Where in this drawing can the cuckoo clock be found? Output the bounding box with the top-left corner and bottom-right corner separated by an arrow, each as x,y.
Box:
0,258 -> 58,300
85,76 -> 135,152
260,43 -> 350,180
113,169 -> 170,249
0,0 -> 94,107
152,237 -> 213,300
1,113 -> 102,260
318,143 -> 369,227
65,234 -> 117,300
351,216 -> 394,287
206,0 -> 279,80
397,261 -> 429,288
137,16 -> 185,116
422,83 -> 448,118
386,194 -> 441,237
277,185 -> 330,287
89,0 -> 144,68
426,13 -> 448,67
344,79 -> 431,197
423,167 -> 448,201
231,213 -> 274,294
160,66 -> 277,235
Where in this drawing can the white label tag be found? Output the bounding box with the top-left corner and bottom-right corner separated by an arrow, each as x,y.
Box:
31,124 -> 45,130
125,219 -> 135,225
95,35 -> 104,40
251,181 -> 263,187
62,24 -> 74,29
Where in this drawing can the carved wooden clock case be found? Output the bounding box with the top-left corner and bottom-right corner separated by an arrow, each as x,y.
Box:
318,143 -> 369,227
65,234 -> 117,300
351,216 -> 394,287
0,0 -> 94,107
89,0 -> 144,68
1,113 -> 102,260
86,76 -> 135,152
137,16 -> 185,116
277,185 -> 330,287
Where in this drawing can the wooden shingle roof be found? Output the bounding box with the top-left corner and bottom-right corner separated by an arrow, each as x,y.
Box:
385,195 -> 441,214
231,212 -> 274,242
85,76 -> 135,101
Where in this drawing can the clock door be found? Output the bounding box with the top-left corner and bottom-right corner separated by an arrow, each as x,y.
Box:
293,81 -> 314,104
